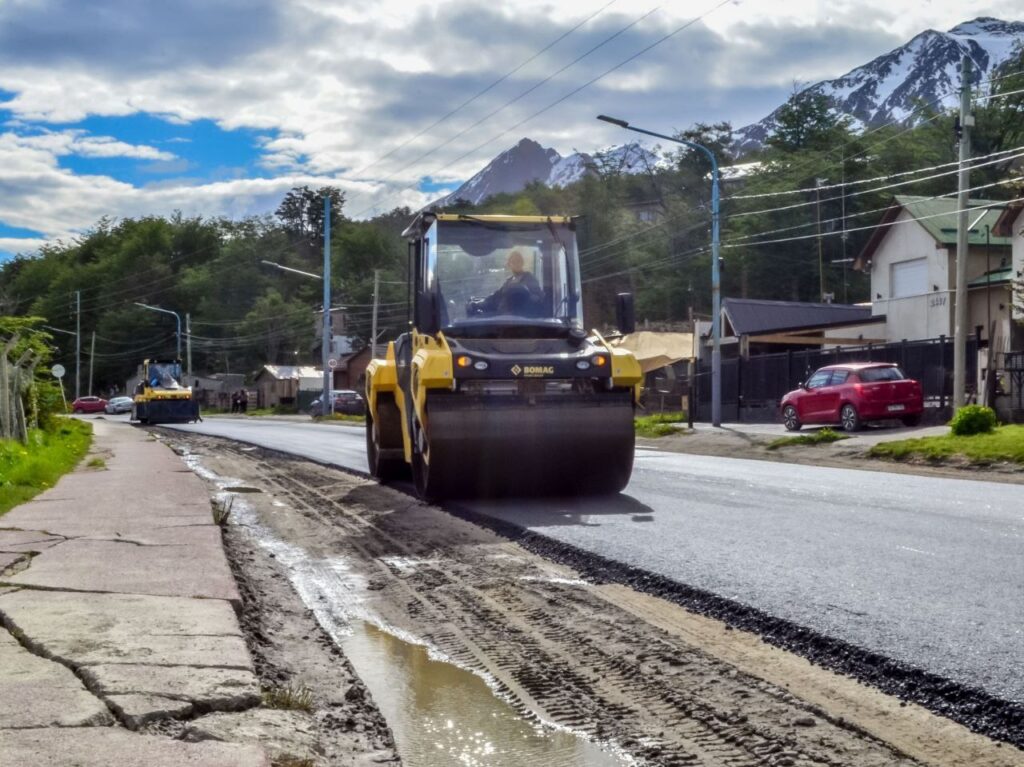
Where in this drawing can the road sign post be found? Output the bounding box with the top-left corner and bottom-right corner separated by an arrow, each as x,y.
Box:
51,364 -> 67,410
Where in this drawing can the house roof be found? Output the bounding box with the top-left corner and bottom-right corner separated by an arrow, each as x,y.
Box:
256,365 -> 323,381
993,199 -> 1023,237
967,267 -> 1014,288
855,196 -> 1012,269
722,298 -> 875,336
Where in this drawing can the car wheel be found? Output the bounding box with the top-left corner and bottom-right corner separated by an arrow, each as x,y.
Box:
840,404 -> 861,432
782,405 -> 801,432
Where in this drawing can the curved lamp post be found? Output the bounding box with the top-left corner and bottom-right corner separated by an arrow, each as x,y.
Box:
134,302 -> 181,361
597,115 -> 722,426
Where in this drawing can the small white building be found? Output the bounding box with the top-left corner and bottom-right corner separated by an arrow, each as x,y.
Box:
854,196 -> 1017,352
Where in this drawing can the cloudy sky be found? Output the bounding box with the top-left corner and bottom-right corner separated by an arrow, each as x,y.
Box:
0,0 -> 1014,259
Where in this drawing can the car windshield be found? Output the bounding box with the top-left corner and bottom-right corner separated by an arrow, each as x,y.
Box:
859,366 -> 907,382
432,219 -> 582,331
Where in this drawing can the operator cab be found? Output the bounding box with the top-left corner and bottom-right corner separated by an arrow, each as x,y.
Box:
404,213 -> 585,339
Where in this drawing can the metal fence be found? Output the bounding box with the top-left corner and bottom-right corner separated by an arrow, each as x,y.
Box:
0,334 -> 43,442
694,335 -> 978,423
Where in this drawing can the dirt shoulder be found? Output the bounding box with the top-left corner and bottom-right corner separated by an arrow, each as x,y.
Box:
167,431 -> 1020,767
640,425 -> 1024,485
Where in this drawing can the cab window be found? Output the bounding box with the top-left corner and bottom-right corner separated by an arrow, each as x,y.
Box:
829,370 -> 850,385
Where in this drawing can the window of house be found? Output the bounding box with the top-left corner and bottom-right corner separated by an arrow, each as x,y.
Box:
890,257 -> 927,298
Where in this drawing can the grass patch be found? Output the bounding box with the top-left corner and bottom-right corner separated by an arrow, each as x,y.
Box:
245,405 -> 298,417
86,457 -> 106,469
0,419 -> 93,517
635,411 -> 687,438
313,412 -> 365,423
767,427 -> 849,451
263,684 -> 314,713
868,424 -> 1024,465
212,496 -> 235,526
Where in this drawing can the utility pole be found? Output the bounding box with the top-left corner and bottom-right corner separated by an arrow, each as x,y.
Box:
185,312 -> 193,382
75,290 -> 81,400
816,179 -> 825,301
322,196 -> 333,416
371,269 -> 380,358
88,331 -> 96,396
953,55 -> 973,410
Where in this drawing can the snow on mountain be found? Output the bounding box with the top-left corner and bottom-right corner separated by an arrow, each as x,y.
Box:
734,17 -> 1024,152
433,139 -> 659,207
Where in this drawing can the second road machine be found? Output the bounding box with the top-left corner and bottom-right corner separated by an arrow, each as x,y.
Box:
131,358 -> 200,424
365,213 -> 642,500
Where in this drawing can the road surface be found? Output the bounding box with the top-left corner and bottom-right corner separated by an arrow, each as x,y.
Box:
161,416 -> 1024,704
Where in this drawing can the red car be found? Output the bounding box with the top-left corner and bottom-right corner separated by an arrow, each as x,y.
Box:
780,363 -> 923,432
71,396 -> 108,414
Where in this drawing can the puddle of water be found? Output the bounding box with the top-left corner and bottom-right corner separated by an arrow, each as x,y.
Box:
345,621 -> 630,767
180,450 -> 632,767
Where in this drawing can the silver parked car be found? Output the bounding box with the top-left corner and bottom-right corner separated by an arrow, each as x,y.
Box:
104,396 -> 134,414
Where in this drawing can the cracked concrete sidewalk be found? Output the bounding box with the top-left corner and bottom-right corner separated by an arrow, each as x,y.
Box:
0,419 -> 270,766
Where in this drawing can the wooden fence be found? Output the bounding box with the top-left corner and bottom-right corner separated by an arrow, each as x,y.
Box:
0,334 -> 44,443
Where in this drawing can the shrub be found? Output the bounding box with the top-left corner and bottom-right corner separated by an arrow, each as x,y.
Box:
949,405 -> 997,436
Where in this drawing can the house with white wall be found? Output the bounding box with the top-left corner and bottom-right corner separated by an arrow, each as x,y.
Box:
854,196 -> 1018,353
994,199 -> 1023,325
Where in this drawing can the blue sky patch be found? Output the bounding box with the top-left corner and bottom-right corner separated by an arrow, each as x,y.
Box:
417,176 -> 454,194
55,114 -> 275,185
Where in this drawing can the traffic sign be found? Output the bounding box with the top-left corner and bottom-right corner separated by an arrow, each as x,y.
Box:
51,364 -> 65,379
328,358 -> 338,369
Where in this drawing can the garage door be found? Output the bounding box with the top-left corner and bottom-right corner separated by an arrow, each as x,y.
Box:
891,258 -> 927,298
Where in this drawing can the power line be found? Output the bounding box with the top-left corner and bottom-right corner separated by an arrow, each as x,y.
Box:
350,0 -> 733,219
351,0 -> 621,179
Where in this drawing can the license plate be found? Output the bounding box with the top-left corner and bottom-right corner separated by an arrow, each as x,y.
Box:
887,403 -> 906,412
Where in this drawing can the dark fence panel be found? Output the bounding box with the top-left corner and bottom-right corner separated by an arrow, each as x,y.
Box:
694,336 -> 977,423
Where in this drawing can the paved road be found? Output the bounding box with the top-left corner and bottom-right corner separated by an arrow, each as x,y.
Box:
161,416 -> 1024,703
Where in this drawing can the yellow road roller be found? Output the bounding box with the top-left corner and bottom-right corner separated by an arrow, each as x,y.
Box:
365,213 -> 642,500
131,358 -> 200,424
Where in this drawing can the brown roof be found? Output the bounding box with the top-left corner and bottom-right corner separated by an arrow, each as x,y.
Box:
993,199 -> 1024,237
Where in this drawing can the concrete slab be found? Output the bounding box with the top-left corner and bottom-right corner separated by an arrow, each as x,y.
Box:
184,709 -> 320,764
0,530 -> 65,553
0,630 -> 114,728
0,511 -> 213,538
107,694 -> 195,728
0,727 -> 270,766
4,530 -> 240,604
0,590 -> 252,669
82,664 -> 260,714
0,552 -> 26,573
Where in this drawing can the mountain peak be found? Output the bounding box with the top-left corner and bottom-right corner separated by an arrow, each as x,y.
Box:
948,17 -> 1024,36
733,16 -> 1024,152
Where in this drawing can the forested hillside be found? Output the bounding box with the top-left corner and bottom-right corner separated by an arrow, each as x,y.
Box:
2,48 -> 1022,393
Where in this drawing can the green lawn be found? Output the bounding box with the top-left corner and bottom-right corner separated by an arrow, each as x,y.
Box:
766,427 -> 849,451
635,411 -> 688,438
0,419 -> 93,517
868,424 -> 1024,465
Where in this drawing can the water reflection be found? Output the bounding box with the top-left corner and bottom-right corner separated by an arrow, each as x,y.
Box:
344,622 -> 630,767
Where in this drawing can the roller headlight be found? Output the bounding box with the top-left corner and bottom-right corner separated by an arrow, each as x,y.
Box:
473,360 -> 489,371
575,360 -> 591,370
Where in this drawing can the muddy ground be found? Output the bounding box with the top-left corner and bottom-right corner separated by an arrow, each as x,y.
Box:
164,431 -> 1021,767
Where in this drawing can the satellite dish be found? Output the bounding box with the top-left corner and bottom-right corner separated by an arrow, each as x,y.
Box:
51,364 -> 66,379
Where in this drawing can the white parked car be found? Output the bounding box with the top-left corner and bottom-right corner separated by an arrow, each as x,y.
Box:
104,396 -> 134,414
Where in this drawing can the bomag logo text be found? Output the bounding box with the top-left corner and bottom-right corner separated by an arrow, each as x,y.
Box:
521,365 -> 554,377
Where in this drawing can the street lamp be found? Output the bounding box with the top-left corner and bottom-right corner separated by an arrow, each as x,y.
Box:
134,302 -> 181,361
597,114 -> 723,426
260,197 -> 334,417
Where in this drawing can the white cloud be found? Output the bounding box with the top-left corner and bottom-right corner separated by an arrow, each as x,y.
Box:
0,0 -> 1016,233
0,237 -> 48,255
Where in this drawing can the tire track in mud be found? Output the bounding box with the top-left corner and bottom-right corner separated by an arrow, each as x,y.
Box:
199,442 -> 927,767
